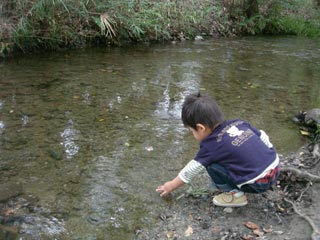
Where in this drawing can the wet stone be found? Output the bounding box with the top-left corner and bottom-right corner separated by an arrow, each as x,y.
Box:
48,149 -> 63,160
199,220 -> 211,229
87,214 -> 104,225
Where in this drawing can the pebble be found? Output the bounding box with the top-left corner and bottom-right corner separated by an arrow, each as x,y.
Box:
194,35 -> 204,41
223,207 -> 233,213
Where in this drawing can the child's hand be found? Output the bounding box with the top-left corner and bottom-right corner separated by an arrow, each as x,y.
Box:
156,182 -> 173,197
156,176 -> 185,197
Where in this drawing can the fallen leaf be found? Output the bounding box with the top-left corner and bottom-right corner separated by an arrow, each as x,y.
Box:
278,206 -> 285,212
242,235 -> 254,240
244,221 -> 260,230
300,130 -> 310,136
166,230 -> 174,238
185,225 -> 193,237
4,208 -> 14,216
211,226 -> 221,233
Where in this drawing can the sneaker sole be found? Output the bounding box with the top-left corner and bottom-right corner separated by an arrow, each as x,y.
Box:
212,199 -> 248,207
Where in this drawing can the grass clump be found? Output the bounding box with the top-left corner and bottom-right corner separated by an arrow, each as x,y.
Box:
263,0 -> 320,37
221,0 -> 320,36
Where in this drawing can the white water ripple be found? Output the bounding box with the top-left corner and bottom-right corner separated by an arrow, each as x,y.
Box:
60,119 -> 80,159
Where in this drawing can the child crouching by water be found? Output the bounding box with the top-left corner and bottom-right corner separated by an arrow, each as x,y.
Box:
156,93 -> 280,207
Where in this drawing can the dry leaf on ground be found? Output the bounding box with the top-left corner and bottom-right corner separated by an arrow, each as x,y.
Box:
244,221 -> 260,230
253,229 -> 264,237
242,234 -> 254,240
185,225 -> 193,237
166,230 -> 174,238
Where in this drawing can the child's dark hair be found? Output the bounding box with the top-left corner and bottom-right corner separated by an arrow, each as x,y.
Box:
181,93 -> 225,130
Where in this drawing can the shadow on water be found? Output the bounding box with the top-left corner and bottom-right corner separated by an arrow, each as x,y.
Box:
0,36 -> 320,239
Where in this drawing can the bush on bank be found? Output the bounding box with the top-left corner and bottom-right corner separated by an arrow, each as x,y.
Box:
0,0 -> 319,57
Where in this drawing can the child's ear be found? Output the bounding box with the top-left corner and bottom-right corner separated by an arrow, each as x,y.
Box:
196,124 -> 206,132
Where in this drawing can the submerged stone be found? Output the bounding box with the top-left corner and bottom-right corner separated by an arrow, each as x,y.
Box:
0,183 -> 23,202
48,149 -> 62,160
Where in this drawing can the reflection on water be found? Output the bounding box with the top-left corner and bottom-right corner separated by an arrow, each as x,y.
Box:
0,121 -> 4,135
60,119 -> 80,159
82,90 -> 91,105
154,61 -> 201,120
21,115 -> 29,126
0,100 -> 4,135
0,36 -> 320,239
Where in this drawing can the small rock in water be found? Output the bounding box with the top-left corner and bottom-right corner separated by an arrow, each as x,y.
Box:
88,214 -> 104,225
194,35 -> 204,41
145,146 -> 154,151
48,149 -> 62,160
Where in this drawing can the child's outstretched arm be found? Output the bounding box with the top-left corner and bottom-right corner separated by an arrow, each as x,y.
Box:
156,160 -> 205,197
156,176 -> 185,197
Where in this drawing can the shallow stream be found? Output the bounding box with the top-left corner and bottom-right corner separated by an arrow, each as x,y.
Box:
0,36 -> 320,239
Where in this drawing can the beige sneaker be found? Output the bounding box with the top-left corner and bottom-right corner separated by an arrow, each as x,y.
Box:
213,192 -> 248,207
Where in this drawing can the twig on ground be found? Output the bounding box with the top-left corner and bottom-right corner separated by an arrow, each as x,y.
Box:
297,182 -> 311,202
301,157 -> 320,169
281,167 -> 320,182
275,212 -> 283,224
284,198 -> 320,240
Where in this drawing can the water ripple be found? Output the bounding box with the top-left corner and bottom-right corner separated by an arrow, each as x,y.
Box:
0,120 -> 5,134
60,119 -> 80,159
20,215 -> 67,238
21,115 -> 29,126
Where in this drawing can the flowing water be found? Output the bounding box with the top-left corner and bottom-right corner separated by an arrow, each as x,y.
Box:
0,36 -> 320,239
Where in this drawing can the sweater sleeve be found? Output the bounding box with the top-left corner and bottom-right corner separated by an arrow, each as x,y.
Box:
260,130 -> 273,148
178,160 -> 206,184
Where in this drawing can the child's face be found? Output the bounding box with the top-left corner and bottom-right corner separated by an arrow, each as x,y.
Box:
188,124 -> 212,142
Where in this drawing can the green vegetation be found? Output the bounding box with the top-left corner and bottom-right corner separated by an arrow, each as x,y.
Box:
1,0 -> 320,56
223,0 -> 320,36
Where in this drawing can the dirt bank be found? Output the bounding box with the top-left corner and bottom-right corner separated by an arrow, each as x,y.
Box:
137,145 -> 320,240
